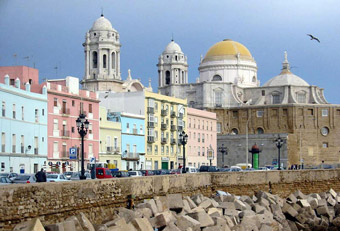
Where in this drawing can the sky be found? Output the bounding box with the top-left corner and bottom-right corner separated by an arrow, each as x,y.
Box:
0,0 -> 340,103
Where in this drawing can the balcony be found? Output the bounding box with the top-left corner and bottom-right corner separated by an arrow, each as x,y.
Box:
133,128 -> 138,134
147,107 -> 154,114
147,136 -> 155,143
161,109 -> 168,116
147,122 -> 155,128
12,145 -> 16,153
161,123 -> 167,130
171,125 -> 177,131
215,103 -> 222,108
106,146 -> 114,153
61,130 -> 70,137
178,125 -> 183,131
122,152 -> 139,160
34,148 -> 39,155
161,138 -> 167,144
170,111 -> 176,118
61,108 -> 70,116
171,138 -> 176,144
1,145 -> 5,152
178,113 -> 184,119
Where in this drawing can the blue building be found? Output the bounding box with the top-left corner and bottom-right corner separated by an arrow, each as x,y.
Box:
120,112 -> 145,170
0,75 -> 48,174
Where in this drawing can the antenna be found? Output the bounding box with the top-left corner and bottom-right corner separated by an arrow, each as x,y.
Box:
13,54 -> 17,65
171,33 -> 174,41
101,7 -> 104,16
54,64 -> 58,78
23,56 -> 30,67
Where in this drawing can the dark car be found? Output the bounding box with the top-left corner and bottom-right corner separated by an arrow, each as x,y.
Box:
12,174 -> 37,184
154,169 -> 169,175
0,176 -> 13,185
140,170 -> 155,176
0,172 -> 18,181
199,166 -> 219,172
112,171 -> 130,178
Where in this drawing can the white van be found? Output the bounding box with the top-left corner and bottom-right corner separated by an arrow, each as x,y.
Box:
185,166 -> 198,173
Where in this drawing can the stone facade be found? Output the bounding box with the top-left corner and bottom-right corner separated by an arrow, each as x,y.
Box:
1,170 -> 340,230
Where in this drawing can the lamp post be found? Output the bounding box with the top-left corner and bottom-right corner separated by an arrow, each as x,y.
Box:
274,136 -> 284,170
179,131 -> 188,173
218,144 -> 228,168
76,114 -> 89,180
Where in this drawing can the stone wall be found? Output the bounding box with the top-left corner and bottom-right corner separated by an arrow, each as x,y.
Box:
1,170 -> 340,230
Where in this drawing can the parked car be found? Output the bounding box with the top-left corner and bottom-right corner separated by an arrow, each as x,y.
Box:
199,166 -> 219,172
12,174 -> 37,184
219,168 -> 231,172
185,166 -> 198,173
96,168 -> 113,179
46,174 -> 69,182
230,166 -> 242,172
0,172 -> 18,181
170,169 -> 182,174
128,171 -> 143,177
0,176 -> 13,185
63,171 -> 74,180
112,171 -> 130,178
69,172 -> 91,180
154,169 -> 169,175
140,170 -> 155,176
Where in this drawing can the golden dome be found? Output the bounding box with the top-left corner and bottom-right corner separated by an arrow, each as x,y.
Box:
203,39 -> 252,62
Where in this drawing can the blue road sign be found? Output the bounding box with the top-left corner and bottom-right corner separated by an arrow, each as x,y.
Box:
69,147 -> 77,160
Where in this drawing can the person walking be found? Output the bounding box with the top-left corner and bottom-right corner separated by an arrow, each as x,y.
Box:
35,168 -> 47,182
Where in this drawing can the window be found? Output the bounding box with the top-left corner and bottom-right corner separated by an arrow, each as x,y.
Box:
271,109 -> 278,117
89,144 -> 93,155
202,147 -> 205,156
198,147 -> 200,156
193,133 -> 196,139
297,93 -> 306,103
89,104 -> 93,113
112,52 -> 116,69
54,98 -> 58,107
217,123 -> 222,134
126,123 -> 130,133
71,127 -> 75,133
155,145 -> 158,154
147,144 -> 152,154
34,137 -> 38,154
2,102 -> 5,117
35,109 -> 39,123
89,124 -> 93,134
1,133 -> 5,152
12,104 -> 16,119
307,109 -> 314,116
21,135 -> 24,153
198,133 -> 200,142
155,102 -> 158,111
261,90 -> 265,96
72,100 -> 75,107
166,146 -> 169,154
80,102 -> 84,113
256,110 -> 264,117
154,161 -> 159,170
165,71 -> 171,85
272,94 -> 280,104
189,118 -> 191,128
322,109 -> 328,117
198,120 -> 200,129
231,128 -> 238,135
212,75 -> 222,81
202,134 -> 205,143
92,51 -> 98,68
257,128 -> 264,134
232,111 -> 238,118
103,54 -> 107,68
193,119 -> 196,128
283,109 -> 288,116
215,91 -> 222,107
322,142 -> 328,148
140,125 -> 143,134
114,137 -> 118,149
53,119 -> 58,131
42,109 -> 44,116
161,146 -> 164,154
12,134 -> 16,153
10,79 -> 15,85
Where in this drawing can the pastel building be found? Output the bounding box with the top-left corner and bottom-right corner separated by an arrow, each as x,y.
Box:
0,74 -> 48,174
0,66 -> 39,87
187,108 -> 217,168
99,106 -> 122,169
46,77 -> 100,173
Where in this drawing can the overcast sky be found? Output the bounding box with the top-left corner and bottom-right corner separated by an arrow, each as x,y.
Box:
1,0 -> 339,103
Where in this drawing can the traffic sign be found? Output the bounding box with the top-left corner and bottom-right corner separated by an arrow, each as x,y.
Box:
69,147 -> 77,160
90,157 -> 96,163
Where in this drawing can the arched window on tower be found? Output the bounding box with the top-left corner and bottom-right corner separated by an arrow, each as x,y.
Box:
112,52 -> 116,69
92,51 -> 98,68
103,54 -> 107,68
212,75 -> 222,81
182,71 -> 184,83
165,71 -> 171,85
252,76 -> 256,82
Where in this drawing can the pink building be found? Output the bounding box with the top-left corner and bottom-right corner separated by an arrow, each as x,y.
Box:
187,108 -> 217,168
45,77 -> 100,173
0,66 -> 40,90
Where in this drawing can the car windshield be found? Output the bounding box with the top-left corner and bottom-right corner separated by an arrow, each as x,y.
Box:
64,172 -> 73,176
47,175 -> 58,179
15,175 -> 30,180
129,172 -> 136,175
0,177 -> 11,183
0,173 -> 8,177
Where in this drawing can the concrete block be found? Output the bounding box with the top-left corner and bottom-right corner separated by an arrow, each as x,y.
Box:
327,196 -> 336,206
259,224 -> 272,231
316,205 -> 330,217
104,217 -> 127,228
230,224 -> 246,231
241,215 -> 260,230
176,215 -> 201,231
199,199 -> 212,209
77,213 -> 95,231
65,216 -> 85,231
307,198 -> 319,210
183,199 -> 192,213
239,210 -> 256,218
118,208 -> 140,223
282,203 -> 298,218
210,198 -> 220,208
287,220 -> 298,231
329,189 -> 337,199
131,218 -> 153,231
287,194 -> 298,203
153,211 -> 176,228
212,216 -> 227,227
13,218 -> 45,231
156,196 -> 169,211
167,194 -> 184,210
224,215 -> 236,228
162,222 -> 181,231
293,190 -> 306,200
298,199 -> 310,208
136,208 -> 152,219
208,207 -> 223,217
331,216 -> 340,228
234,199 -> 247,211
191,194 -> 202,205
185,196 -> 198,209
254,204 -> 266,214
224,209 -> 241,218
219,202 -> 236,210
188,210 -> 214,228
256,210 -> 273,225
202,225 -> 225,231
154,197 -> 164,213
146,199 -> 159,216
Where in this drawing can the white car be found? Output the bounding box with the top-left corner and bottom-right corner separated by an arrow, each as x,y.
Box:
128,171 -> 143,177
46,174 -> 69,182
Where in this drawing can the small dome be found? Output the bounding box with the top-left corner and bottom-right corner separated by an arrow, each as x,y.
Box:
163,40 -> 183,54
91,15 -> 114,31
203,39 -> 252,62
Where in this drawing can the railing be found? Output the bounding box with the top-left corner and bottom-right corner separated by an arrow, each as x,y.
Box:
171,138 -> 176,144
61,108 -> 70,115
147,136 -> 155,143
12,145 -> 16,153
170,111 -> 176,118
106,146 -> 114,152
122,152 -> 139,160
216,103 -> 222,108
61,130 -> 70,137
34,148 -> 38,155
161,138 -> 167,144
1,145 -> 5,152
161,109 -> 168,116
161,123 -> 167,130
133,128 -> 138,134
147,122 -> 155,128
147,107 -> 154,114
171,125 -> 177,131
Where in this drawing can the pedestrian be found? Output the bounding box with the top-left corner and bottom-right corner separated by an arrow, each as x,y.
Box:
35,168 -> 47,182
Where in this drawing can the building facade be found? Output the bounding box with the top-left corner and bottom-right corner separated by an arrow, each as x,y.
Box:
187,108 -> 217,168
99,106 -> 122,169
0,74 -> 48,174
46,77 -> 100,173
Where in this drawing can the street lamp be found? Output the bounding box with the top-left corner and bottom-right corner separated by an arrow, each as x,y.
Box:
76,113 -> 89,180
218,144 -> 228,168
179,131 -> 188,173
274,136 -> 284,170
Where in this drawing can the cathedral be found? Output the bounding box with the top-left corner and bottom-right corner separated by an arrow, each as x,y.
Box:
158,39 -> 340,169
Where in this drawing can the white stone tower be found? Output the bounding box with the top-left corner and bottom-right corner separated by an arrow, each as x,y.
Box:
82,14 -> 122,91
157,40 -> 188,87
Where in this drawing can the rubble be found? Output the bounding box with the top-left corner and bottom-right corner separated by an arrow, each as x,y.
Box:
13,189 -> 340,231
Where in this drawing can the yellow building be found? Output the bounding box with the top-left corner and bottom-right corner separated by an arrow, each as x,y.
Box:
144,91 -> 187,170
98,106 -> 122,169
